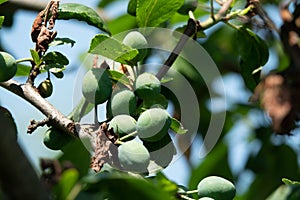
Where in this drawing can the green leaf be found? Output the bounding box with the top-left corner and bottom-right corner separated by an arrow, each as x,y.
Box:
43,51 -> 69,65
0,106 -> 17,140
128,0 -> 137,16
68,98 -> 94,122
51,71 -> 64,79
54,169 -> 79,200
148,172 -> 178,195
15,64 -> 31,76
282,178 -> 300,186
83,175 -> 174,200
236,27 -> 269,91
107,70 -> 131,85
58,3 -> 110,34
98,0 -> 118,8
136,0 -> 184,27
0,0 -> 7,5
60,140 -> 91,177
49,37 -> 75,47
30,49 -> 41,66
89,34 -> 139,65
170,117 -> 187,134
0,16 -> 4,29
107,14 -> 137,35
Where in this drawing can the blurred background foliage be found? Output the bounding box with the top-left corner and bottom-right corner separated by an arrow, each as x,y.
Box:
1,0 -> 300,199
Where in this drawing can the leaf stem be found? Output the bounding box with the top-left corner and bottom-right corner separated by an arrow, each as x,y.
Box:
185,189 -> 199,194
16,58 -> 33,63
178,194 -> 195,200
119,131 -> 138,142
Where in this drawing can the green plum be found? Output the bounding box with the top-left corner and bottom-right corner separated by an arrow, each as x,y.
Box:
197,176 -> 236,200
107,89 -> 136,117
82,68 -> 112,105
134,72 -> 161,99
109,115 -> 136,140
43,128 -> 73,150
137,108 -> 171,142
38,79 -> 53,98
123,31 -> 148,62
118,140 -> 150,173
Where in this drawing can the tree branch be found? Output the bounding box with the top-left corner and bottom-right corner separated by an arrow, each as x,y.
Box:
0,79 -> 78,138
156,18 -> 199,80
1,0 -> 47,12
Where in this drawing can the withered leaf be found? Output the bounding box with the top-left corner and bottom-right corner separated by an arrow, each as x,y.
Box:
31,11 -> 44,43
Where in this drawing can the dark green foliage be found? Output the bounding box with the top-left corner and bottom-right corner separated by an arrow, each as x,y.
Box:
0,51 -> 17,82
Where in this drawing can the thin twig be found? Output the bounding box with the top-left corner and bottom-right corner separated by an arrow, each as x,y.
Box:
210,0 -> 216,21
156,18 -> 199,80
27,118 -> 50,134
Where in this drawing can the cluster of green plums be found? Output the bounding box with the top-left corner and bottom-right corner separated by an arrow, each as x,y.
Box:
80,31 -> 175,173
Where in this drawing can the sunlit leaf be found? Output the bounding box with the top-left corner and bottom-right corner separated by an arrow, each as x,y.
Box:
136,0 -> 184,27
58,3 -> 110,34
282,178 -> 300,186
0,0 -> 7,5
53,169 -> 79,200
30,49 -> 41,66
170,117 -> 187,134
107,70 -> 131,85
89,34 -> 138,65
0,16 -> 4,28
15,64 -> 31,76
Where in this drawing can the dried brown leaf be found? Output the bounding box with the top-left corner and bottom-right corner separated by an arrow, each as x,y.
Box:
31,11 -> 44,42
48,0 -> 59,30
90,123 -> 120,172
36,26 -> 57,52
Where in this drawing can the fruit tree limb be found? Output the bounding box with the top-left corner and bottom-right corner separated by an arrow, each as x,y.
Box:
0,79 -> 78,138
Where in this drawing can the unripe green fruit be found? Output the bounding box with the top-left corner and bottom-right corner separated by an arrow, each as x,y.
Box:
82,68 -> 112,105
143,94 -> 168,109
137,108 -> 171,142
177,0 -> 198,15
109,115 -> 136,140
123,31 -> 148,62
198,198 -> 215,200
43,128 -> 73,150
107,89 -> 136,117
118,140 -> 150,173
0,52 -> 17,82
38,79 -> 53,98
197,176 -> 236,200
135,72 -> 161,99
